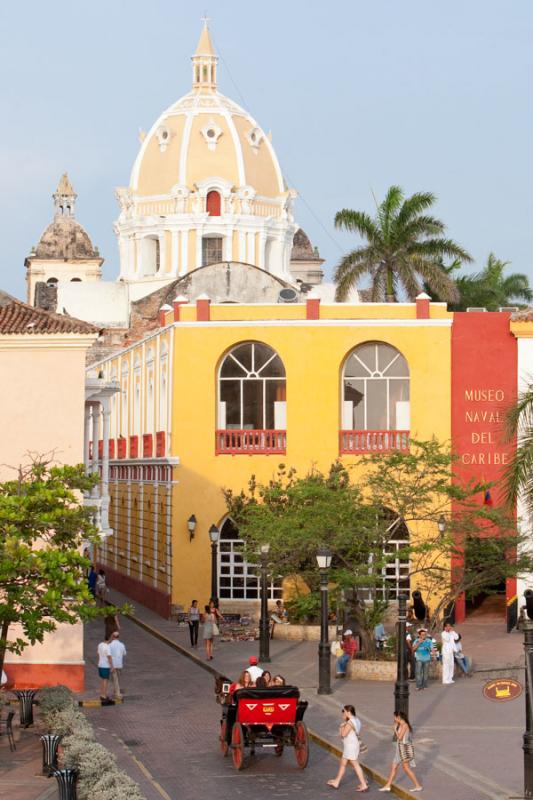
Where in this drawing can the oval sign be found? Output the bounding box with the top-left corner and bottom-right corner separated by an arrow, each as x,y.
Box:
483,678 -> 522,702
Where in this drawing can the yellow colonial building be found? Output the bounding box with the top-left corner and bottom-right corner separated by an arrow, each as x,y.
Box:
89,294 -> 452,616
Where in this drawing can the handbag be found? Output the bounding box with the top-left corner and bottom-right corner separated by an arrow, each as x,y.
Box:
398,740 -> 415,762
212,622 -> 220,636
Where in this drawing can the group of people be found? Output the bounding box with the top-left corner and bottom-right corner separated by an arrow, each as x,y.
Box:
230,655 -> 286,692
187,598 -> 224,660
409,622 -> 471,689
327,706 -> 423,793
97,628 -> 127,704
88,565 -> 109,604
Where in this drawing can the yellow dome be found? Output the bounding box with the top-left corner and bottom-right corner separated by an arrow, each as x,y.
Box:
130,24 -> 285,200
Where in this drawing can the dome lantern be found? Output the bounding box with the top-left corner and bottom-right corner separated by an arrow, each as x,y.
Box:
53,172 -> 77,219
191,17 -> 218,93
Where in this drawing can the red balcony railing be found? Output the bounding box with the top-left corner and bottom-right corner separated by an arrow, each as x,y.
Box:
339,430 -> 410,454
117,438 -> 127,459
216,429 -> 286,455
109,439 -> 115,459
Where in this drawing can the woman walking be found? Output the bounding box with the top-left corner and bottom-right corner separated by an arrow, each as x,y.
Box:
188,600 -> 200,647
203,604 -> 216,660
327,704 -> 368,792
379,711 -> 422,792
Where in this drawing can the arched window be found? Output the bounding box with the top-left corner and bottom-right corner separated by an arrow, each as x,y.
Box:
70,277 -> 82,282
46,277 -> 58,288
380,512 -> 410,600
218,518 -> 283,600
202,235 -> 223,266
206,190 -> 221,216
141,236 -> 160,276
217,342 -> 286,454
340,342 -> 410,453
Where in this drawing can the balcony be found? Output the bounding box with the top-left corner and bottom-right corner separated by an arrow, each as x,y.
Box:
339,430 -> 410,454
216,429 -> 287,455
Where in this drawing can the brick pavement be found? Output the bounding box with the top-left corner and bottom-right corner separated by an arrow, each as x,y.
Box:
0,713 -> 56,800
95,590 -> 525,799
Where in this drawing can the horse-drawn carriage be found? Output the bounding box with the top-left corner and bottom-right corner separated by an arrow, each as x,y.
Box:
216,677 -> 309,771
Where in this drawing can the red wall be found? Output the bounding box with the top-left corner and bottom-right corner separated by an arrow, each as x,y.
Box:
451,312 -> 516,622
100,564 -> 171,619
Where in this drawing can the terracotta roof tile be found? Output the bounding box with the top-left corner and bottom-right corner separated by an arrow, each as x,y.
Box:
0,298 -> 100,335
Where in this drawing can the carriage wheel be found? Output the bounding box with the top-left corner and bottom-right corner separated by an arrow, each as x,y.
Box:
220,720 -> 229,756
294,721 -> 309,768
231,722 -> 245,770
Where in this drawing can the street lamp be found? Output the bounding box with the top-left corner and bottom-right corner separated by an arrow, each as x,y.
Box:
437,515 -> 446,535
209,524 -> 219,600
523,600 -> 533,797
187,514 -> 197,542
394,593 -> 409,716
316,546 -> 332,695
259,543 -> 271,663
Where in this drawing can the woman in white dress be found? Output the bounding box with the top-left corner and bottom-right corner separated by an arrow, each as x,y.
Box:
441,622 -> 460,684
327,704 -> 368,792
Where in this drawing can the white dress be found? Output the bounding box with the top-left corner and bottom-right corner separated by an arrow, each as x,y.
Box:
441,630 -> 459,684
342,717 -> 361,761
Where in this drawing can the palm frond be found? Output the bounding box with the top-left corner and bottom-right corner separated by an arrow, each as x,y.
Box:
334,210 -> 381,243
395,192 -> 437,227
409,238 -> 473,262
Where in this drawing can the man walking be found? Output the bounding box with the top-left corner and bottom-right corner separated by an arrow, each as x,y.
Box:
109,631 -> 127,699
441,622 -> 460,684
97,633 -> 115,705
412,628 -> 432,691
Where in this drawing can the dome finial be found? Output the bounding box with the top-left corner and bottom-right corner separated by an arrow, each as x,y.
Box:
192,17 -> 218,92
53,172 -> 77,219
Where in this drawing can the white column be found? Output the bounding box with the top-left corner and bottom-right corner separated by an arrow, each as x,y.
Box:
101,399 -> 111,533
238,231 -> 246,262
195,227 -> 203,268
91,405 -> 100,498
84,404 -> 92,471
180,229 -> 188,276
171,231 -> 179,275
258,231 -> 266,270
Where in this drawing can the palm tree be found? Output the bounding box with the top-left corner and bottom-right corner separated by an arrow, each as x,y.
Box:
505,387 -> 533,517
334,186 -> 472,302
452,254 -> 533,311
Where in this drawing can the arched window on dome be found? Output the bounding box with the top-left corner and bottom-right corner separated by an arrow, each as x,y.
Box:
216,341 -> 286,454
340,342 -> 410,454
71,278 -> 82,282
46,277 -> 58,288
206,190 -> 221,216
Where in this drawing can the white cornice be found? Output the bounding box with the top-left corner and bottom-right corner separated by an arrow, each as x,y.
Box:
0,333 -> 99,350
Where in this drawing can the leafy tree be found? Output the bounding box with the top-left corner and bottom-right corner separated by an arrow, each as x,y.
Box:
505,386 -> 533,518
224,441 -> 532,655
334,186 -> 471,302
451,253 -> 533,311
0,460 -> 110,676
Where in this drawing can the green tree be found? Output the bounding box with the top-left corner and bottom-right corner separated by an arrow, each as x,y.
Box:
0,460 -> 108,675
224,441 -> 532,655
334,186 -> 471,302
451,253 -> 533,311
505,386 -> 533,518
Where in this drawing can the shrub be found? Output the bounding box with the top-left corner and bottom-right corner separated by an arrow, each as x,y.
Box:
40,686 -> 147,800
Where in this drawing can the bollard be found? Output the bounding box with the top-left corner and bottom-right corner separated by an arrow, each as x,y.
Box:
13,689 -> 38,728
54,768 -> 78,800
40,733 -> 62,776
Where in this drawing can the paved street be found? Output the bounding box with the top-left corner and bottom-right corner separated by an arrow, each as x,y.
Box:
82,595 -> 526,799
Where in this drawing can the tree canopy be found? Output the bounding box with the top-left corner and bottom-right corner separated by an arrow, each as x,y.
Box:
224,440 -> 531,652
451,253 -> 533,311
334,186 -> 471,302
0,460 -> 108,675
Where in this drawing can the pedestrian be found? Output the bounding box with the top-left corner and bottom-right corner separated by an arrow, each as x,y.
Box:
379,711 -> 422,792
109,631 -> 127,699
327,704 -> 368,792
262,670 -> 272,687
97,633 -> 115,705
104,610 -> 120,640
441,622 -> 460,684
336,629 -> 357,678
412,628 -> 432,690
188,599 -> 200,647
203,604 -> 218,660
88,565 -> 97,598
95,569 -> 108,604
454,634 -> 472,677
405,623 -> 416,681
246,655 -> 263,683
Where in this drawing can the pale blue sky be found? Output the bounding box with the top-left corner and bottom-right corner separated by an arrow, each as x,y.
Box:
1,1 -> 532,298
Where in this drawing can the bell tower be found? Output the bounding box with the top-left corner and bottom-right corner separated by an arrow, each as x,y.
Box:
191,17 -> 218,93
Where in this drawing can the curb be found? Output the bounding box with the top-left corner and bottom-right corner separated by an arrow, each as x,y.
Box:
79,698 -> 124,708
125,613 -> 418,799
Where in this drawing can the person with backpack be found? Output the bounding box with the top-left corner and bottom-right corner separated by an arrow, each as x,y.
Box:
326,704 -> 368,792
379,711 -> 422,792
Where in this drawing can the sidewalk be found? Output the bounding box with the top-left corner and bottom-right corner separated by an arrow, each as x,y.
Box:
103,589 -> 524,800
0,711 -> 56,800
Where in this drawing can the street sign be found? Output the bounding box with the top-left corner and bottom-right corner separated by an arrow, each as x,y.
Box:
482,678 -> 522,702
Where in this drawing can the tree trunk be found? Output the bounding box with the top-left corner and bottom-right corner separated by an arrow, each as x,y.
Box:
0,620 -> 10,678
386,266 -> 395,302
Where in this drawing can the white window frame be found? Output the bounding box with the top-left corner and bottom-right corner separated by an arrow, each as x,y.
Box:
218,519 -> 283,601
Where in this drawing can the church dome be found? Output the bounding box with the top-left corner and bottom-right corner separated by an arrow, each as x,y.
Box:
130,24 -> 285,200
35,217 -> 98,260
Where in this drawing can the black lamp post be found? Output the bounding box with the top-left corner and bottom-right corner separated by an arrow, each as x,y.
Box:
316,546 -> 332,695
209,524 -> 219,600
259,543 -> 271,663
523,610 -> 533,797
394,593 -> 409,716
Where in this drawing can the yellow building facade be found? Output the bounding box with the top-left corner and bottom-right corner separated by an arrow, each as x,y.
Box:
90,295 -> 452,615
